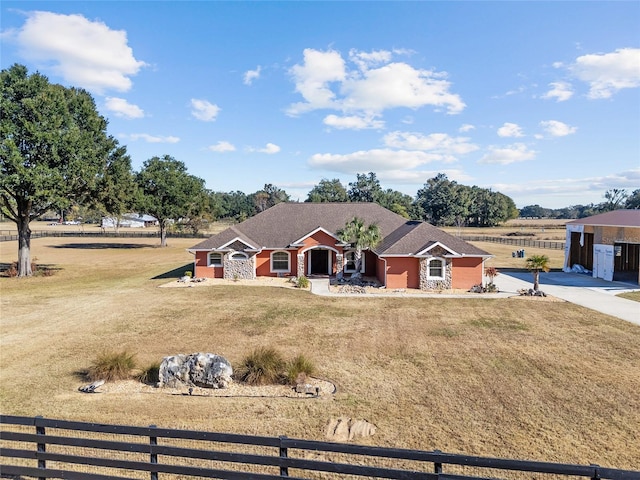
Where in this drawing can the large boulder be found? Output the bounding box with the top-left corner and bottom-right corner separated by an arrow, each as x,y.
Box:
158,353 -> 233,389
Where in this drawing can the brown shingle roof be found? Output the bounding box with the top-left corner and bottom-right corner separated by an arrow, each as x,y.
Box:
567,209 -> 640,227
190,203 -> 491,257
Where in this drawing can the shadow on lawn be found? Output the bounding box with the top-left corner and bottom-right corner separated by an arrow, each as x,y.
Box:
152,263 -> 193,280
49,243 -> 152,250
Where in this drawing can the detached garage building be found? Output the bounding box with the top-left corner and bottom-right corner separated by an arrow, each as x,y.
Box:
564,210 -> 640,284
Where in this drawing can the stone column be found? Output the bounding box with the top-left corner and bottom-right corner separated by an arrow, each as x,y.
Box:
297,254 -> 305,278
419,258 -> 428,290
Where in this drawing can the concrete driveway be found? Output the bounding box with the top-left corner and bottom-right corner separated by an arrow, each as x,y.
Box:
494,271 -> 640,326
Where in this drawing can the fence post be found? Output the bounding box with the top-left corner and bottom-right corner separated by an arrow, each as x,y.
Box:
150,424 -> 158,480
433,449 -> 443,474
279,435 -> 289,477
35,416 -> 46,480
590,463 -> 600,480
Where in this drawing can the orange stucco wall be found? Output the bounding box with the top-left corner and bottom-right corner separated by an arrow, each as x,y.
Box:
451,257 -> 484,289
385,257 -> 420,289
255,250 -> 299,277
193,251 -> 223,278
303,230 -> 338,248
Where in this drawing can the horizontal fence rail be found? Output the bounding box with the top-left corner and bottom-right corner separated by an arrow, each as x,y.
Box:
0,230 -> 210,242
1,415 -> 637,480
460,236 -> 565,250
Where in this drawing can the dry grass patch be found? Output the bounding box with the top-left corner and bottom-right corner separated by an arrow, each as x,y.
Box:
1,236 -> 639,471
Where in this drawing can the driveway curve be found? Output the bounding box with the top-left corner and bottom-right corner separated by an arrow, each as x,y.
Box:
494,271 -> 640,326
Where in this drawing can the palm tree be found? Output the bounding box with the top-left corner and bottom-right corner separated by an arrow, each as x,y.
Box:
525,254 -> 550,291
337,217 -> 382,280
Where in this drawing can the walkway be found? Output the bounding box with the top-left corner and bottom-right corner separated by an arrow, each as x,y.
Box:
308,273 -> 640,327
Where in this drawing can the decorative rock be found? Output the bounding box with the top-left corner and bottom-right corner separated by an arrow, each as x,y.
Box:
325,417 -> 376,442
158,353 -> 233,389
79,379 -> 105,393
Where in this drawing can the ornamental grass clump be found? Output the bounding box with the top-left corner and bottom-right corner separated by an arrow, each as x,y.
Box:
286,354 -> 316,385
87,350 -> 137,382
235,347 -> 286,386
136,361 -> 161,385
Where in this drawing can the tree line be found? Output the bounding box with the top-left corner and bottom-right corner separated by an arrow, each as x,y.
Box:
1,64 -> 635,277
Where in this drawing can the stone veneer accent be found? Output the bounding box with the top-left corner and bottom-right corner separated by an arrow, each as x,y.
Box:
297,254 -> 305,278
223,252 -> 255,280
336,253 -> 344,276
419,247 -> 453,290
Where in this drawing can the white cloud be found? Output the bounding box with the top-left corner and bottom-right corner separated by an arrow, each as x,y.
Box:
287,48 -> 346,115
348,48 -> 393,71
383,131 -> 478,159
243,66 -> 261,85
309,149 -> 441,173
287,48 -> 465,116
541,81 -> 573,102
104,97 -> 144,119
497,123 -> 524,138
491,168 -> 640,207
478,143 -> 536,165
190,99 -> 220,121
207,141 -> 236,153
539,120 -> 577,137
10,11 -> 146,94
459,124 -> 475,132
568,47 -> 640,99
124,133 -> 180,143
323,114 -> 384,130
248,143 -> 281,154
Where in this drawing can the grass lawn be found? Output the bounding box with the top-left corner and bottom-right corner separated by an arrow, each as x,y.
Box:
1,236 -> 639,471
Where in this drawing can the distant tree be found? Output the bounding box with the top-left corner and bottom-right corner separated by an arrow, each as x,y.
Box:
415,174 -> 470,226
519,204 -> 549,218
376,189 -> 414,218
337,217 -> 382,280
625,189 -> 640,209
525,254 -> 550,291
136,155 -> 206,247
348,172 -> 382,203
468,188 -> 518,227
599,189 -> 628,212
1,64 -> 118,276
305,178 -> 348,203
253,183 -> 290,212
93,146 -> 138,233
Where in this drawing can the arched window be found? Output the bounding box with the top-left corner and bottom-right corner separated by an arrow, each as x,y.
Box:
208,252 -> 222,266
230,252 -> 248,260
271,251 -> 290,272
427,258 -> 445,279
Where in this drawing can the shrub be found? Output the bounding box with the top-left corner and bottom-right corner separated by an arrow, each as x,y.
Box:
87,350 -> 137,382
286,354 -> 316,385
296,275 -> 310,289
136,361 -> 161,385
184,270 -> 193,278
234,347 -> 286,386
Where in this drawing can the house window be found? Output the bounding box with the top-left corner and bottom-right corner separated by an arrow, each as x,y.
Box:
230,252 -> 248,260
344,251 -> 357,272
208,252 -> 222,266
271,251 -> 290,272
427,258 -> 445,279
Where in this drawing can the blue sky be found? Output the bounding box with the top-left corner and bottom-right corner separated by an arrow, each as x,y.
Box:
1,1 -> 639,209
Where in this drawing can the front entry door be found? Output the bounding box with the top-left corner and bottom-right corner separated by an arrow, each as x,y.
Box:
310,249 -> 329,275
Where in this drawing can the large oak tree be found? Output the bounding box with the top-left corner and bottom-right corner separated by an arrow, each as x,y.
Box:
1,64 -> 118,276
136,155 -> 207,247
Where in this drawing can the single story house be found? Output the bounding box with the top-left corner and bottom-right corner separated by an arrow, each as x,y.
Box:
563,209 -> 640,284
188,203 -> 492,290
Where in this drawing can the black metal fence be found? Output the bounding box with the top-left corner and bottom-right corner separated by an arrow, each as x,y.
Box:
460,236 -> 565,250
1,415 -> 637,480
